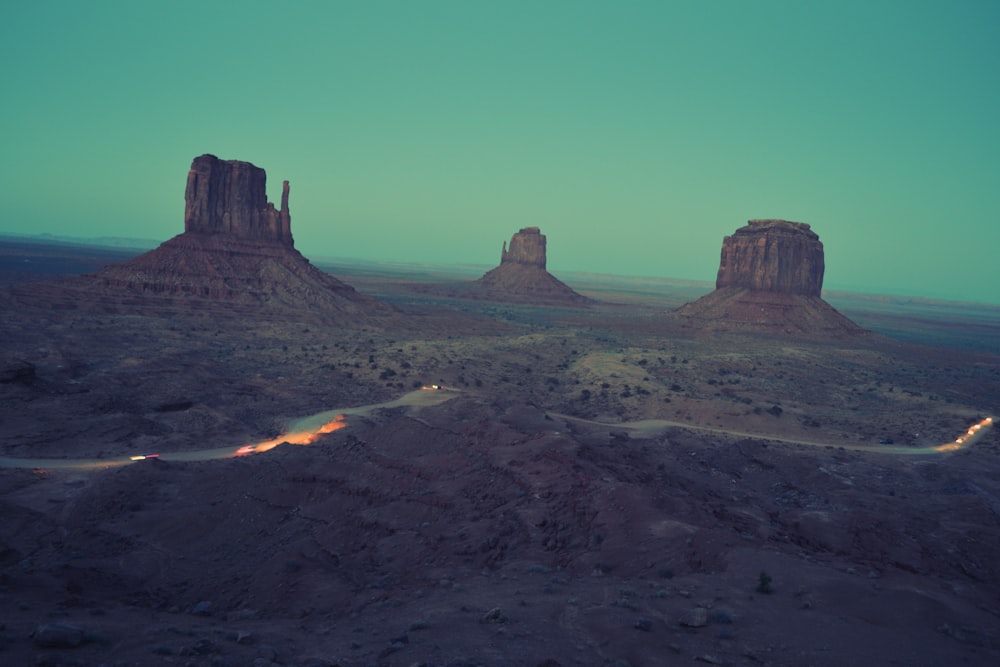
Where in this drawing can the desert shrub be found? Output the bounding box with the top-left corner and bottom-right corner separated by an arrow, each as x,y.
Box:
756,571 -> 773,594
709,607 -> 734,624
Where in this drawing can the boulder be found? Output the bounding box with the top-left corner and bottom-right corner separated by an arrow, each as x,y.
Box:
0,358 -> 35,384
31,623 -> 84,648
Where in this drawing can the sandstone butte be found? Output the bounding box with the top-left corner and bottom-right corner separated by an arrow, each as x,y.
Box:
17,154 -> 391,321
474,227 -> 590,306
676,219 -> 865,336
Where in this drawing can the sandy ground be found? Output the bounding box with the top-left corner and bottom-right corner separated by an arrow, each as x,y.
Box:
1,275 -> 999,666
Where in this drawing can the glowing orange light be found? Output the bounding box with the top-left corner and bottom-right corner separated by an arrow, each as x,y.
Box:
932,416 -> 994,453
303,415 -> 348,443
235,445 -> 256,456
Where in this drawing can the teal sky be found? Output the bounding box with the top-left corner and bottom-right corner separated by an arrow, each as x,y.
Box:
2,1 -> 998,303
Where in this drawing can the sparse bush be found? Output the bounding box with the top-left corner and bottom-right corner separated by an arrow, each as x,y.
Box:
756,571 -> 773,594
709,607 -> 734,624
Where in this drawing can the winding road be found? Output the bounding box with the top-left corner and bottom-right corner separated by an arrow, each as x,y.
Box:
550,412 -> 994,456
0,386 -> 992,472
0,387 -> 460,471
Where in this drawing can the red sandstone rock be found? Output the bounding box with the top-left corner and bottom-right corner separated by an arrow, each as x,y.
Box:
11,155 -> 391,322
476,228 -> 589,306
716,220 -> 824,296
184,154 -> 292,246
500,226 -> 547,268
677,219 -> 864,336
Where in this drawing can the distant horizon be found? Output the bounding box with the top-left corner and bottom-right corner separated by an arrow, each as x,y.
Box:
4,228 -> 997,308
2,1 -> 997,305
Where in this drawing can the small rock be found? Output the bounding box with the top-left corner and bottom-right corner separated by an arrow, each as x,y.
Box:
236,630 -> 255,645
680,607 -> 709,628
182,638 -> 219,655
32,622 -> 84,648
0,358 -> 35,385
633,617 -> 652,631
695,655 -> 723,664
191,600 -> 214,616
480,607 -> 507,624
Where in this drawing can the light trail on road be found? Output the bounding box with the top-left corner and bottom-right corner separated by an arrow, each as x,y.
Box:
550,412 -> 995,456
0,388 -> 990,472
0,387 -> 458,472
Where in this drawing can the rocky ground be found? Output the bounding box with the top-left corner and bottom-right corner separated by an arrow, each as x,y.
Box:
1,269 -> 999,666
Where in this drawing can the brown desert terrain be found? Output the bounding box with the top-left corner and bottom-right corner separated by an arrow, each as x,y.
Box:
1,161 -> 998,667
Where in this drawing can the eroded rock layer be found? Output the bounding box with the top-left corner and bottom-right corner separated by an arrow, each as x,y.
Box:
500,226 -> 547,268
716,219 -> 824,296
184,154 -> 292,245
86,232 -> 382,316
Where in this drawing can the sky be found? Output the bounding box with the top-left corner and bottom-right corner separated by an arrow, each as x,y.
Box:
1,1 -> 998,303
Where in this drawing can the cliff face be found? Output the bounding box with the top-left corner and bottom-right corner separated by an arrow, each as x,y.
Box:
184,154 -> 292,246
500,227 -> 547,268
715,220 -> 824,297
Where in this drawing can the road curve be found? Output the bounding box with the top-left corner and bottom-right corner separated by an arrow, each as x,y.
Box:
0,387 -> 460,472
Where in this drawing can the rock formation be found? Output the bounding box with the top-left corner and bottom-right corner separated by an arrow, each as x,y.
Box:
184,154 -> 292,245
676,219 -> 864,336
715,220 -> 824,296
474,227 -> 590,306
11,155 -> 390,321
500,226 -> 547,268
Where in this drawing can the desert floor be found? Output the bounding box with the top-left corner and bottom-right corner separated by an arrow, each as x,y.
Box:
1,247 -> 999,666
